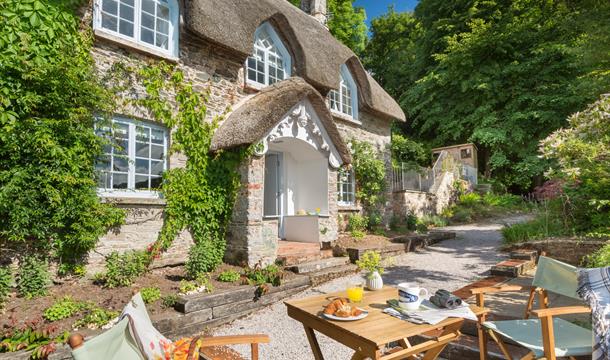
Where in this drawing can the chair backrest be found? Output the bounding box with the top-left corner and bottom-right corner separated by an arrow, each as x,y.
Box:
71,317 -> 144,360
532,256 -> 580,300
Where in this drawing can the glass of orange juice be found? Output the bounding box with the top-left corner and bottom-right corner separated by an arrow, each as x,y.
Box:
346,281 -> 364,303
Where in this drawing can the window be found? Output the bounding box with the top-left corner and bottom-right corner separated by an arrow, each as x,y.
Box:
94,0 -> 179,57
460,148 -> 472,159
328,64 -> 358,120
95,117 -> 168,195
246,23 -> 291,88
337,169 -> 355,206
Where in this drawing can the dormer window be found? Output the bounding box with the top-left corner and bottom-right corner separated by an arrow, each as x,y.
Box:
94,0 -> 179,58
329,64 -> 358,121
246,23 -> 292,88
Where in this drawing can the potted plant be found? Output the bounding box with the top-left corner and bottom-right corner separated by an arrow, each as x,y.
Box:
356,251 -> 385,291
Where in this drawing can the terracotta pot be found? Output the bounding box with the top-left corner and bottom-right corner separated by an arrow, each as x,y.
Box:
366,270 -> 383,291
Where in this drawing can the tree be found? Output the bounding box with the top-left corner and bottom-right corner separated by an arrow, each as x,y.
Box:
327,0 -> 368,56
287,0 -> 368,55
365,0 -> 610,190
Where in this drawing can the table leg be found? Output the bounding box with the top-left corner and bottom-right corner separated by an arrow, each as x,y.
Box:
421,320 -> 464,360
477,313 -> 488,360
303,325 -> 325,360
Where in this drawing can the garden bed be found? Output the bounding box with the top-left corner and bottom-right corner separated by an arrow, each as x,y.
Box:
504,238 -> 608,266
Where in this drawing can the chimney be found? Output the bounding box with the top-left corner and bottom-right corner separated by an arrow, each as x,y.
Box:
300,0 -> 327,25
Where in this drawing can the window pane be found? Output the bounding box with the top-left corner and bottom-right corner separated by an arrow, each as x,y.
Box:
136,158 -> 149,174
135,175 -> 149,189
151,129 -> 164,144
151,160 -> 164,176
112,173 -> 128,189
97,172 -> 111,189
113,156 -> 129,172
150,176 -> 162,189
119,20 -> 134,37
119,3 -> 134,22
136,142 -> 149,157
142,0 -> 154,14
116,139 -> 128,155
96,155 -> 111,171
157,4 -> 170,20
155,33 -> 168,49
141,28 -> 154,44
141,12 -> 154,30
156,18 -> 169,35
136,126 -> 149,141
101,13 -> 118,31
123,0 -> 134,6
150,144 -> 164,160
102,0 -> 118,15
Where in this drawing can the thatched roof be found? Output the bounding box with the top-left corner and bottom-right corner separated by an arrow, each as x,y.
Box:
184,0 -> 406,122
210,77 -> 352,164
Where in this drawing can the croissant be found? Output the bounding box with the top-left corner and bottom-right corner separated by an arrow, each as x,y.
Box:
323,298 -> 349,315
335,304 -> 352,318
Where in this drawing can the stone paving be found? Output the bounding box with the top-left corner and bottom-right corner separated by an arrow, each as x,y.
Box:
213,215 -> 533,359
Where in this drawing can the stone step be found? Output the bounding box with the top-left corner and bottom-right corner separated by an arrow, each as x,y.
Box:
309,263 -> 359,286
346,243 -> 409,263
509,249 -> 538,262
490,258 -> 535,277
288,256 -> 350,274
277,241 -> 322,266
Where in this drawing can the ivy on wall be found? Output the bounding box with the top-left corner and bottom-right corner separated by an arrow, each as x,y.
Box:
350,140 -> 386,212
110,61 -> 251,277
0,0 -> 125,270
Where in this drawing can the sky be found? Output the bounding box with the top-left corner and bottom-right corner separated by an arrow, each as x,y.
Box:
353,0 -> 419,25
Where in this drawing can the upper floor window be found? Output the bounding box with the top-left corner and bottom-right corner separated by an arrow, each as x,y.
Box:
246,23 -> 292,88
94,0 -> 179,58
95,116 -> 168,196
329,64 -> 358,121
337,168 -> 356,206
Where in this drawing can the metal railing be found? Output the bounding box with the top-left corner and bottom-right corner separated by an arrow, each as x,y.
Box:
462,164 -> 478,185
392,151 -> 462,193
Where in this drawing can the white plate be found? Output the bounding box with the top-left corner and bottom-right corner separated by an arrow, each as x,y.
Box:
322,309 -> 369,321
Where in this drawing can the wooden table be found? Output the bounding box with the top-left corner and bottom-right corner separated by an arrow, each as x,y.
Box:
285,286 -> 488,360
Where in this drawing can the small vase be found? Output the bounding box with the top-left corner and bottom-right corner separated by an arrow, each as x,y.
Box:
366,270 -> 383,291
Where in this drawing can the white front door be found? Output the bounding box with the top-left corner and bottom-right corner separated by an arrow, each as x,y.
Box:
264,152 -> 285,237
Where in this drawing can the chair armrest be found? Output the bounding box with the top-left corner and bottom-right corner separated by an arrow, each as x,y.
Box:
470,285 -> 532,295
197,334 -> 270,347
532,306 -> 591,318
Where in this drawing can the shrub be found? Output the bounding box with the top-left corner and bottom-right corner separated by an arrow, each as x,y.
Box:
243,263 -> 283,286
415,222 -> 428,233
185,241 -> 223,279
161,294 -> 178,308
179,273 -> 214,295
458,193 -> 481,207
391,134 -> 430,167
351,140 -> 386,210
367,211 -> 383,230
356,251 -> 384,276
418,215 -> 448,228
501,214 -> 570,245
0,266 -> 12,309
347,214 -> 368,232
140,287 -> 161,304
584,243 -> 610,268
450,208 -> 475,223
16,256 -> 50,299
405,214 -> 418,231
351,230 -> 366,239
97,251 -> 148,288
218,270 -> 241,283
43,297 -> 85,322
74,307 -> 118,329
0,324 -> 69,358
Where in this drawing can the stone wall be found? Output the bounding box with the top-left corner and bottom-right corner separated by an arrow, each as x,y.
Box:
391,172 -> 457,218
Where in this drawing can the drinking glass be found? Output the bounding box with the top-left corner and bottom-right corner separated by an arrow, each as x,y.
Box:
346,281 -> 364,303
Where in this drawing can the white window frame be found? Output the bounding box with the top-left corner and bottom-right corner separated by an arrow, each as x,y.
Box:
329,64 -> 359,122
95,116 -> 169,199
337,168 -> 356,206
245,22 -> 292,89
93,0 -> 180,59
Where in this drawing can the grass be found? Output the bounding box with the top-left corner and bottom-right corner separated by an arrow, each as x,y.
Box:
501,215 -> 571,245
442,192 -> 531,224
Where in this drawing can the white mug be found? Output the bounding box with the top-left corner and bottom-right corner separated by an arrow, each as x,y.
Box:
397,282 -> 428,310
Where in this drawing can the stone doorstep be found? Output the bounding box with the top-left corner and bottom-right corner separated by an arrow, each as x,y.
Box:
490,259 -> 535,277
287,256 -> 350,274
509,249 -> 538,262
174,275 -> 310,314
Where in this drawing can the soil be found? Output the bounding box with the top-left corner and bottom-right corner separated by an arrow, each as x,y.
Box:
0,263 -> 287,339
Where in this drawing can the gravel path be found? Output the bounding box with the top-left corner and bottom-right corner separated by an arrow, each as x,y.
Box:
213,215 -> 531,359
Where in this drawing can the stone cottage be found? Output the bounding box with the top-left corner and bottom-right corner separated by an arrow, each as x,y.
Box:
87,0 -> 406,269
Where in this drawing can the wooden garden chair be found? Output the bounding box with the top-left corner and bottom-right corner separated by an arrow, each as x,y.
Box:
471,256 -> 593,360
68,293 -> 269,360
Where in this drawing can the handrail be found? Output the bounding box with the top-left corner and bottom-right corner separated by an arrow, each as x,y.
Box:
392,151 -> 462,193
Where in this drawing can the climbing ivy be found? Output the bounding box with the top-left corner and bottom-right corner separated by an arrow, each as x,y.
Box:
112,61 -> 251,276
350,140 -> 386,211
